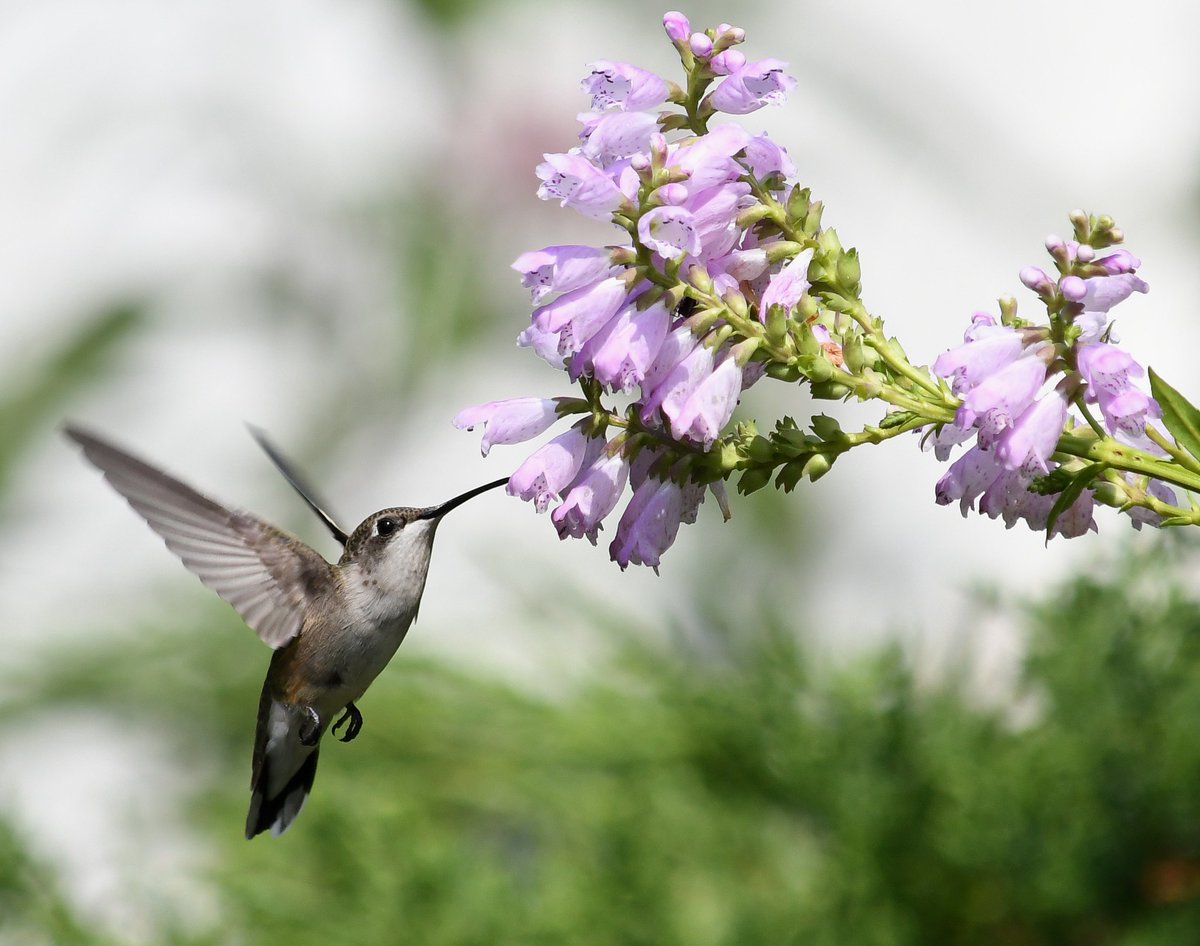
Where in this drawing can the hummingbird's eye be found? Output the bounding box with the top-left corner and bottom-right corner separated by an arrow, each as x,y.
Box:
375,517 -> 397,537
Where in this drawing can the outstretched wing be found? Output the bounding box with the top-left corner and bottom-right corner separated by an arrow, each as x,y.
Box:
66,425 -> 334,649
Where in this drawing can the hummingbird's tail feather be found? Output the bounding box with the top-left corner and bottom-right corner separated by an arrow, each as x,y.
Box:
246,692 -> 321,839
246,748 -> 319,839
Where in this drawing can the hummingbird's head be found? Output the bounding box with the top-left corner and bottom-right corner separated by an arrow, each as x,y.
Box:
337,477 -> 508,617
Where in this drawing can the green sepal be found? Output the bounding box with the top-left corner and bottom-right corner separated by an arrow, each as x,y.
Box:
809,380 -> 852,400
785,185 -> 811,226
796,352 -> 833,384
745,435 -> 776,463
836,249 -> 861,295
1028,466 -> 1074,496
1158,515 -> 1194,528
879,410 -> 918,431
1148,367 -> 1200,463
774,459 -> 805,493
764,304 -> 789,343
810,414 -> 844,443
765,362 -> 803,383
1045,462 -> 1107,537
801,453 -> 834,482
737,466 -> 772,495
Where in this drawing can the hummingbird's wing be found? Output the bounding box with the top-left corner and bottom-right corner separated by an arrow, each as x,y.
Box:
245,425 -> 349,545
66,425 -> 334,649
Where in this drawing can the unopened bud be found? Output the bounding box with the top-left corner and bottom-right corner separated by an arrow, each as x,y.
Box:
663,11 -> 690,43
1019,266 -> 1054,295
709,50 -> 746,75
686,264 -> 713,294
722,289 -> 749,319
1059,275 -> 1087,302
1092,480 -> 1129,508
689,32 -> 713,57
651,182 -> 688,206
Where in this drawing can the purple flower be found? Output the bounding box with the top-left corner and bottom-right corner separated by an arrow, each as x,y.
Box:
1079,272 -> 1149,313
453,397 -> 561,457
932,328 -> 1025,396
512,245 -> 615,305
1095,249 -> 1140,275
581,61 -> 668,112
955,352 -> 1048,448
669,123 -> 750,192
517,322 -> 566,367
640,324 -> 700,397
532,276 -> 629,355
740,133 -> 796,181
1128,477 -> 1177,531
579,110 -> 658,167
641,339 -> 715,424
1096,387 -> 1160,443
552,448 -> 630,543
664,350 -> 742,449
577,298 -> 671,392
637,206 -> 702,260
707,59 -> 796,114
995,388 -> 1068,475
609,476 -> 684,571
507,425 -> 595,513
1076,342 -> 1143,399
1050,489 -> 1097,539
536,152 -> 629,220
684,182 -> 752,260
758,250 -> 811,317
707,247 -> 768,295
935,445 -> 1002,516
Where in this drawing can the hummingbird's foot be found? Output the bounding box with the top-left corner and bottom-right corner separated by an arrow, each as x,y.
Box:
297,705 -> 323,747
332,703 -> 363,743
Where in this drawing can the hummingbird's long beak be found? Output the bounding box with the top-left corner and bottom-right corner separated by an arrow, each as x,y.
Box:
417,476 -> 509,521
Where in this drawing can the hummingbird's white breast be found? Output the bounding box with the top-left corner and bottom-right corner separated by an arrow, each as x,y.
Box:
320,517 -> 441,709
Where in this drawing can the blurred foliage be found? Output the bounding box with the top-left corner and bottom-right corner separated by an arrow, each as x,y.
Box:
5,543 -> 1200,944
0,302 -> 141,503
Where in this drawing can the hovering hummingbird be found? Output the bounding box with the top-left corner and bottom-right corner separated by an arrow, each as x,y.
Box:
65,425 -> 506,839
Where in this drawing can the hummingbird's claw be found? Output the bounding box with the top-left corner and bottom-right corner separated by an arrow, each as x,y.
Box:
332,703 -> 363,743
298,705 -> 323,747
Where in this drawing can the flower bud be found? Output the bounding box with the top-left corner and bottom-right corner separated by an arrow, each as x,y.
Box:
709,50 -> 746,75
1059,275 -> 1087,301
1019,266 -> 1054,295
662,11 -> 690,42
689,32 -> 713,57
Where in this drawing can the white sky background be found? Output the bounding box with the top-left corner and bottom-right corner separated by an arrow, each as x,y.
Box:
0,0 -> 1197,934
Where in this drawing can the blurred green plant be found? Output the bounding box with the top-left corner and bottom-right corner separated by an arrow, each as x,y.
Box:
0,302 -> 141,504
5,541 -> 1200,945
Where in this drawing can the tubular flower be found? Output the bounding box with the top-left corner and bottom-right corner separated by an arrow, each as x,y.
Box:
930,224 -> 1159,537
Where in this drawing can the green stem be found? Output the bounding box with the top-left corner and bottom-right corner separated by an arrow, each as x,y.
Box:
1058,433 -> 1200,494
1146,425 -> 1200,477
1074,399 -> 1108,439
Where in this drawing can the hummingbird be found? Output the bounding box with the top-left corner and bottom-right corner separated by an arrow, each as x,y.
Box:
64,424 -> 507,839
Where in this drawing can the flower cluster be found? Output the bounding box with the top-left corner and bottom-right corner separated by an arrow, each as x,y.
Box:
454,11 -> 1200,571
456,12 -> 801,570
930,220 -> 1169,536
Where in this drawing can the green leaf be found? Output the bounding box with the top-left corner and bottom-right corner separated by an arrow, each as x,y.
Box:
1148,367 -> 1200,462
1046,463 -> 1107,537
